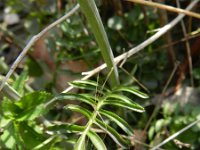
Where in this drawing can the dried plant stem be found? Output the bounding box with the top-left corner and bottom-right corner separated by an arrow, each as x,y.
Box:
0,4 -> 80,92
154,32 -> 200,53
156,0 -> 176,66
126,0 -> 200,19
176,0 -> 194,87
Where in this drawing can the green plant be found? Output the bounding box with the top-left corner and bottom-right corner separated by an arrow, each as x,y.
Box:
0,77 -> 148,149
77,0 -> 119,88
148,101 -> 200,149
1,0 -> 200,149
48,80 -> 148,149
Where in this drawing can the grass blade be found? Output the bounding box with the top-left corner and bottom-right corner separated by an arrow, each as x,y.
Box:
47,123 -> 85,134
106,94 -> 136,104
103,100 -> 145,113
95,119 -> 130,148
52,93 -> 96,107
99,109 -> 133,136
64,104 -> 92,119
77,0 -> 119,88
74,134 -> 86,150
69,80 -> 98,91
87,130 -> 107,150
114,86 -> 149,99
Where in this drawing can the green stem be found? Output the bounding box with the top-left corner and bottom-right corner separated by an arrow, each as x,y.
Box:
77,0 -> 119,88
74,99 -> 104,149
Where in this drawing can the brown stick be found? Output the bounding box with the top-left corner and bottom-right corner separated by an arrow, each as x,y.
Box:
126,0 -> 200,19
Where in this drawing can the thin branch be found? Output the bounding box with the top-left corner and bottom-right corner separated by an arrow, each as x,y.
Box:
126,0 -> 200,19
176,0 -> 194,87
0,4 -> 80,92
151,118 -> 200,150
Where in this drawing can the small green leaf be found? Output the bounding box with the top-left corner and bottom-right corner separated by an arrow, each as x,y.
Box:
32,136 -> 59,150
148,126 -> 155,140
53,93 -> 96,107
155,119 -> 165,132
69,80 -> 98,91
114,86 -> 149,99
27,57 -> 43,77
103,100 -> 145,113
87,130 -> 107,150
74,134 -> 86,150
106,94 -> 136,104
13,70 -> 28,95
15,91 -> 52,121
108,16 -> 124,30
69,80 -> 109,93
0,122 -> 18,149
95,119 -> 130,148
99,109 -> 133,135
1,99 -> 21,119
17,122 -> 46,149
64,104 -> 92,119
47,123 -> 85,134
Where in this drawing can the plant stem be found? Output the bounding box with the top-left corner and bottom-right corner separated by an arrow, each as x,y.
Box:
74,99 -> 103,149
77,0 -> 119,88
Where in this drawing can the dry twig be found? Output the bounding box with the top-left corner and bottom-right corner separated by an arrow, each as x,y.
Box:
176,0 -> 194,87
126,0 -> 200,19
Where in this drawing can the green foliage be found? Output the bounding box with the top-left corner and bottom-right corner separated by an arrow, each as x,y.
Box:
0,91 -> 52,149
55,79 -> 147,149
148,102 -> 200,149
0,77 -> 147,149
1,0 -> 200,149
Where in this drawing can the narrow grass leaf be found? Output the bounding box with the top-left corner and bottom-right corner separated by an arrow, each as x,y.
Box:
47,123 -> 85,134
69,80 -> 109,93
106,94 -> 136,104
77,0 -> 119,87
13,70 -> 28,95
69,80 -> 98,91
103,100 -> 145,113
99,109 -> 133,136
53,93 -> 95,107
74,134 -> 86,150
64,104 -> 92,119
32,136 -> 59,150
114,86 -> 149,99
87,130 -> 107,150
95,119 -> 130,148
